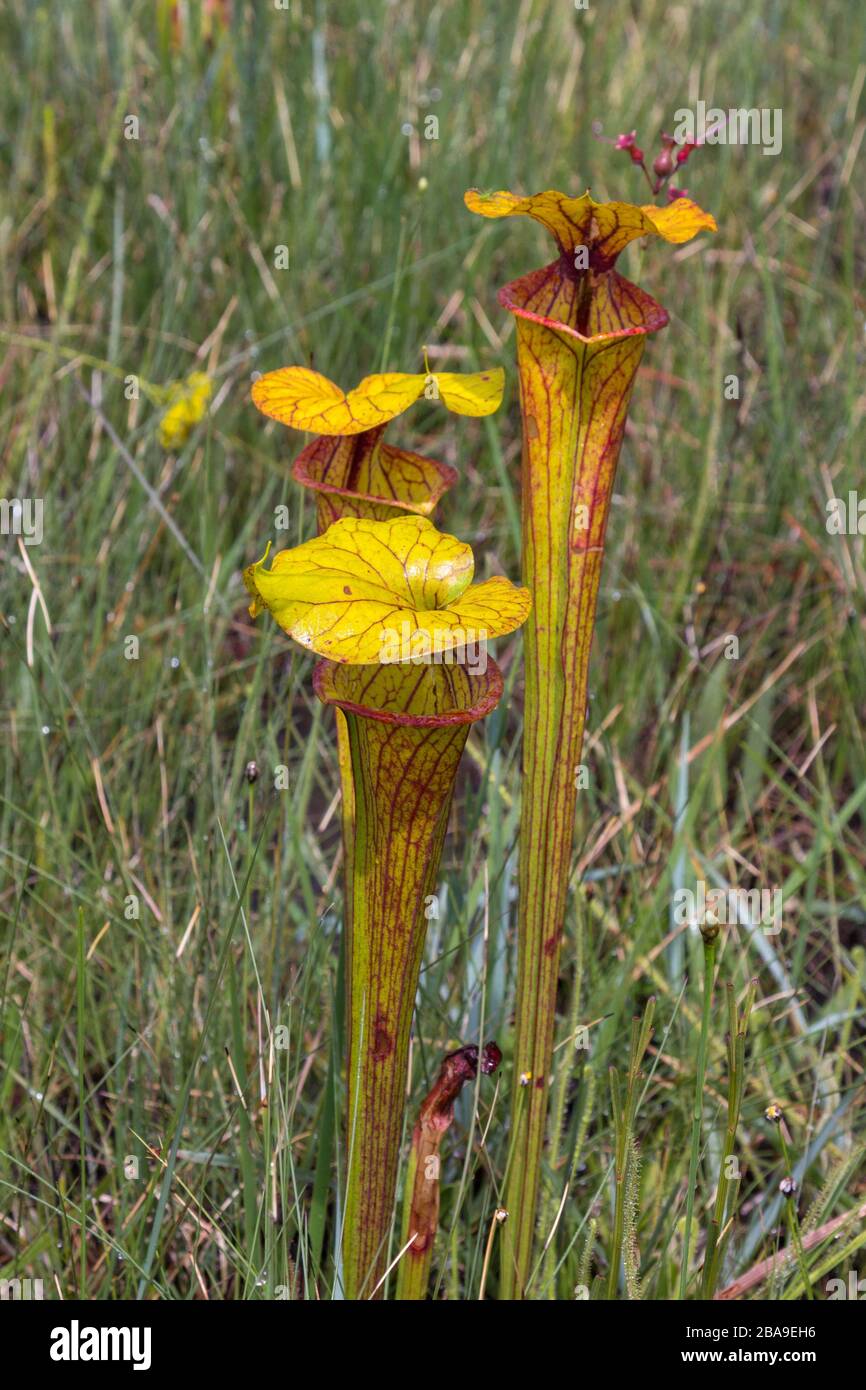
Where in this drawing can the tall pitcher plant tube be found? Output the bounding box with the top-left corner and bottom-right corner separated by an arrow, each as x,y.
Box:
316,662 -> 504,1300
466,187 -> 717,1297
245,514 -> 530,1299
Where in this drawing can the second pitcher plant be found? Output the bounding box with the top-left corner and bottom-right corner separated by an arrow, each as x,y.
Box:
466,187 -> 716,1295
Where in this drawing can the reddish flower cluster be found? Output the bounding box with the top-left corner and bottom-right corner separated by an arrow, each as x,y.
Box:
595,120 -> 703,202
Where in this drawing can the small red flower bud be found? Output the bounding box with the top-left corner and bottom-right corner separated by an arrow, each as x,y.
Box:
629,145 -> 644,163
667,185 -> 688,202
653,149 -> 674,177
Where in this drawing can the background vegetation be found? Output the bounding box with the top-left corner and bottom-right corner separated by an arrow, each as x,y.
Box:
1,0 -> 864,1299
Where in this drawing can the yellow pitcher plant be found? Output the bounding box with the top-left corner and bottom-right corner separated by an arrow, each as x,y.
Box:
252,358 -> 506,940
466,186 -> 716,1297
245,513 -> 529,1299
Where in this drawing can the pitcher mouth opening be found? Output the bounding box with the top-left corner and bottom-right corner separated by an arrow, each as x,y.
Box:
313,658 -> 504,728
498,259 -> 670,345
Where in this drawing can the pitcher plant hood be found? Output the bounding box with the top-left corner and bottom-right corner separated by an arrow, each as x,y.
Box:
251,363 -> 504,434
465,187 -> 717,341
252,363 -> 504,524
244,514 -> 530,664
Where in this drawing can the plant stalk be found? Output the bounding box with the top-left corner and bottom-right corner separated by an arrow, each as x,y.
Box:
606,998 -> 654,1299
701,978 -> 756,1298
679,934 -> 716,1299
779,1129 -> 814,1299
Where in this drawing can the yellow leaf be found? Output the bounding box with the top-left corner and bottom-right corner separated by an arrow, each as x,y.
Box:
245,515 -> 530,663
251,365 -> 504,435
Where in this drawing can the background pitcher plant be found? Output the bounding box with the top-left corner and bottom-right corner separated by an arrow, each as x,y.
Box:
466,187 -> 717,1297
252,362 -> 504,528
252,359 -> 506,907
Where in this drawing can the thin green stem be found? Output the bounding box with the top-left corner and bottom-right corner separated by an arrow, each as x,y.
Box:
702,979 -> 756,1298
679,937 -> 716,1300
76,909 -> 87,1300
606,1000 -> 655,1299
779,1130 -> 814,1299
606,1080 -> 628,1300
